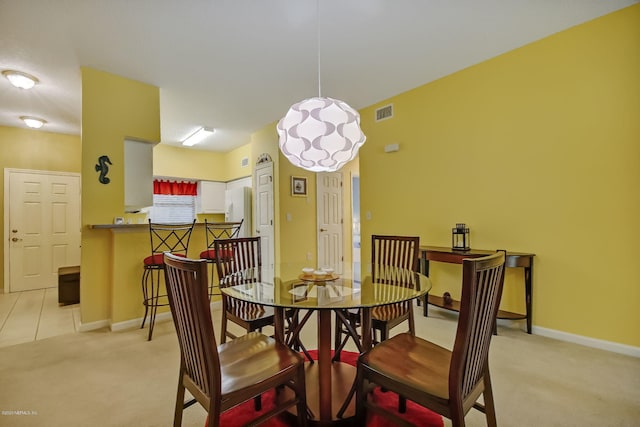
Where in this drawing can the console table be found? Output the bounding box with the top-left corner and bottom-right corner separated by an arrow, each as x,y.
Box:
420,246 -> 535,334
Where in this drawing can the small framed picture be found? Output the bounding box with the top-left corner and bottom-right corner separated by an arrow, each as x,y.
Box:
291,176 -> 307,197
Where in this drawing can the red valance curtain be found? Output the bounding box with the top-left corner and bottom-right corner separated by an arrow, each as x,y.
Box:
153,180 -> 197,196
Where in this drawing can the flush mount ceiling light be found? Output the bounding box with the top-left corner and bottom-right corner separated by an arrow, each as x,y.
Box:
182,127 -> 214,146
2,70 -> 39,89
277,1 -> 365,173
20,116 -> 46,129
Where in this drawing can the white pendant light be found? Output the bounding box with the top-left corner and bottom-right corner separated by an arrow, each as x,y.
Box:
20,116 -> 46,129
277,1 -> 365,173
3,70 -> 39,89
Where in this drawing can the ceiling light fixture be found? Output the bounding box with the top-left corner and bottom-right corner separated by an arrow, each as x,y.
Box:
3,70 -> 39,89
182,127 -> 214,146
20,116 -> 46,129
277,1 -> 365,173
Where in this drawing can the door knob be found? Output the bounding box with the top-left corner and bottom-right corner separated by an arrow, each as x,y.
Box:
320,228 -> 327,232
12,229 -> 18,233
11,237 -> 22,242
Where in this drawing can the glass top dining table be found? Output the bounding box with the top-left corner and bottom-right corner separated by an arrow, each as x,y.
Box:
220,264 -> 431,426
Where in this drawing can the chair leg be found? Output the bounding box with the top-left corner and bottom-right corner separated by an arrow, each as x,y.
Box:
140,268 -> 151,329
294,364 -> 309,427
450,400 -> 466,427
253,395 -> 262,411
147,268 -> 162,341
334,311 -> 343,361
398,395 -> 407,413
482,370 -> 497,427
220,311 -> 229,344
208,260 -> 215,299
174,372 -> 186,427
408,304 -> 415,336
355,365 -> 367,425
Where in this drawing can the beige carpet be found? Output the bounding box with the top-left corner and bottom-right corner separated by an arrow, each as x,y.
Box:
0,306 -> 639,427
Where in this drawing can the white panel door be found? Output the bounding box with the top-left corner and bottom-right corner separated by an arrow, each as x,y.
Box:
7,171 -> 81,292
255,163 -> 274,282
317,172 -> 343,274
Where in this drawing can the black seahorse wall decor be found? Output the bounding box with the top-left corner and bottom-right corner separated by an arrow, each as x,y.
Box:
95,155 -> 112,184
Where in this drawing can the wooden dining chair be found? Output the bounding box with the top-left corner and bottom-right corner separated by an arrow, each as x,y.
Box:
214,236 -> 312,366
213,236 -> 275,344
163,252 -> 308,427
334,235 -> 420,417
355,251 -> 506,427
140,220 -> 196,341
334,235 -> 420,360
199,219 -> 244,299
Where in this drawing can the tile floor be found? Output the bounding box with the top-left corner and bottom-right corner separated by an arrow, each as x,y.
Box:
0,288 -> 80,348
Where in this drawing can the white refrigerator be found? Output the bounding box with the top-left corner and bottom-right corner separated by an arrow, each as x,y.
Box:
224,186 -> 252,237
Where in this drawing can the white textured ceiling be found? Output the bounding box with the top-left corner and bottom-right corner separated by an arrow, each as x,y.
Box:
0,0 -> 636,152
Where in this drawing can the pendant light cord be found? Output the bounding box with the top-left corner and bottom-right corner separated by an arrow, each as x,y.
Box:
316,0 -> 322,98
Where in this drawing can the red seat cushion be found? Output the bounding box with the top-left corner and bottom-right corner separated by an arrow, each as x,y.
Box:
199,249 -> 234,261
143,253 -> 186,266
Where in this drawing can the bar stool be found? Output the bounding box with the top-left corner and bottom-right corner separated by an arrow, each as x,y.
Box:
198,219 -> 243,299
141,220 -> 195,341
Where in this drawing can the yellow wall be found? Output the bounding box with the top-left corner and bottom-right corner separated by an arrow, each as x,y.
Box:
359,5 -> 640,347
0,126 -> 81,290
277,149 -> 358,274
154,143 -> 252,182
80,67 -> 161,324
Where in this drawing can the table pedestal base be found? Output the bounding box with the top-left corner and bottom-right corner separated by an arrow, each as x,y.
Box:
280,361 -> 356,426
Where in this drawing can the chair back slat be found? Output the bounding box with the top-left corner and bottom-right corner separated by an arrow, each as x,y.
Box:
370,235 -> 420,324
214,237 -> 263,313
163,253 -> 221,407
372,235 -> 420,286
450,251 -> 506,400
214,237 -> 262,285
148,220 -> 196,256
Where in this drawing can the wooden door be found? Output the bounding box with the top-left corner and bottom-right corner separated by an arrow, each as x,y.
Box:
254,162 -> 275,282
317,172 -> 343,274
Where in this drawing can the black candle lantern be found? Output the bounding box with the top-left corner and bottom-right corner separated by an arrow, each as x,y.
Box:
452,223 -> 470,250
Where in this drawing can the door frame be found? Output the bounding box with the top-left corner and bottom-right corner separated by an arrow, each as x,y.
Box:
316,171 -> 344,274
253,160 -> 275,282
3,168 -> 81,293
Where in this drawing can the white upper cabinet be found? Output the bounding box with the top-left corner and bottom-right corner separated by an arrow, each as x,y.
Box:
124,139 -> 155,213
197,181 -> 225,213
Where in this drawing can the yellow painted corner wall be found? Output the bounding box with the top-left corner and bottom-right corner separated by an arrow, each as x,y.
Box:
0,126 -> 81,290
277,149 -> 359,275
359,5 -> 640,347
81,67 -> 161,324
224,143 -> 253,181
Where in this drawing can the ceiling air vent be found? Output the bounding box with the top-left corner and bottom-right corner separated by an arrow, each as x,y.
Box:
375,104 -> 393,122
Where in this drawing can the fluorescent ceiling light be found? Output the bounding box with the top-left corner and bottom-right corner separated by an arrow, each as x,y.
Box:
3,70 -> 39,89
21,116 -> 46,129
182,127 -> 214,146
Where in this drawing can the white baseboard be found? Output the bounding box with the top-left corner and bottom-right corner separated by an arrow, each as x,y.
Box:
89,300 -> 224,333
533,326 -> 640,358
78,319 -> 110,332
110,312 -> 174,332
